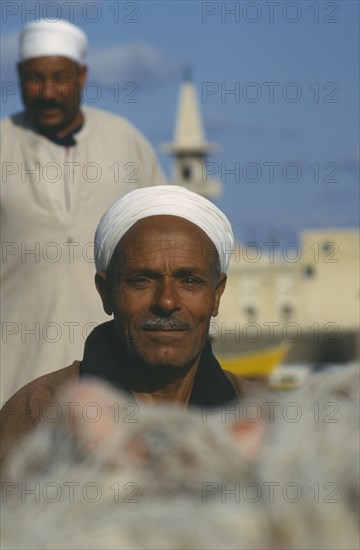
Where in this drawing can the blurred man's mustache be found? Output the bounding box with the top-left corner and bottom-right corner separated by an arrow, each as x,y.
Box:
142,318 -> 190,331
34,100 -> 64,109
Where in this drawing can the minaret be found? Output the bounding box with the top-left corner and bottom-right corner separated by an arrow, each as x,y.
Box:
162,67 -> 221,198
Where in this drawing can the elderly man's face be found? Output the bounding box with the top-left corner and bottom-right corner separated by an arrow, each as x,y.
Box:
96,216 -> 226,370
18,56 -> 87,137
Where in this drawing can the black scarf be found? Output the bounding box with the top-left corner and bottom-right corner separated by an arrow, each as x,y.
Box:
80,321 -> 237,408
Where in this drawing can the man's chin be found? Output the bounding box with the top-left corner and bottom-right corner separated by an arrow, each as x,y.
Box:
123,331 -> 204,370
133,346 -> 199,371
33,119 -> 63,135
30,111 -> 70,135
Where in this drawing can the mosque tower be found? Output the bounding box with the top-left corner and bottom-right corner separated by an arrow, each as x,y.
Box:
162,67 -> 221,198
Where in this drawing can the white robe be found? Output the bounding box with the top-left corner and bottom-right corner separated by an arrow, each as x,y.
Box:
1,106 -> 166,404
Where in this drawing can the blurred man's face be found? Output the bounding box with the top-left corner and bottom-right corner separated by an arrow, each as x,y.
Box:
18,56 -> 87,137
96,216 -> 226,371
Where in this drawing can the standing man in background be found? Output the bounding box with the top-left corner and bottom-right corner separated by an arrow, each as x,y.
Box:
0,19 -> 166,405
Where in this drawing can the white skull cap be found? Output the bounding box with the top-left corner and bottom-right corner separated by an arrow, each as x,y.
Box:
94,185 -> 235,274
19,19 -> 88,64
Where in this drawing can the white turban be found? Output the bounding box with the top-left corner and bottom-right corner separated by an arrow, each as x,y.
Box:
19,19 -> 88,64
95,186 -> 235,274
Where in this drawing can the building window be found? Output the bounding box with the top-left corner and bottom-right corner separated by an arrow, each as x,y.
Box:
281,304 -> 294,321
304,265 -> 315,278
182,165 -> 192,180
244,305 -> 257,322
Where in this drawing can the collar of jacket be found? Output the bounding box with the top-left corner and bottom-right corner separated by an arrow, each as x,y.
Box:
79,321 -> 237,408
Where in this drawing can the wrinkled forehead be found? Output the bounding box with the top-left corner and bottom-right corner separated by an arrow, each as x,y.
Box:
111,215 -> 220,270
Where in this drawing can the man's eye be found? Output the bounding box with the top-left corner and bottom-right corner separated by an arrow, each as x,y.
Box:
183,277 -> 202,286
128,277 -> 150,286
24,75 -> 42,83
54,74 -> 74,82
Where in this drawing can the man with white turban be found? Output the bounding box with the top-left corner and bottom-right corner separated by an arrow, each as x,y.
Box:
0,19 -> 166,405
0,186 -> 250,462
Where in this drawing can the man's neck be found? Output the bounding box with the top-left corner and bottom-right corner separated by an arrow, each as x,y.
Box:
125,358 -> 201,405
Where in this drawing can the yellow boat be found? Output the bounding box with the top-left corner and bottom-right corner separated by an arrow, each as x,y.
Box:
218,343 -> 290,378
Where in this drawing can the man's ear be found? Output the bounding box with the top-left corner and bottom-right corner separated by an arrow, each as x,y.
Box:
212,273 -> 227,317
95,272 -> 113,316
78,64 -> 88,89
17,62 -> 25,90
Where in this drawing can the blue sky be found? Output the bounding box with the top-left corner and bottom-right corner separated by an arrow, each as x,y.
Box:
1,0 -> 359,243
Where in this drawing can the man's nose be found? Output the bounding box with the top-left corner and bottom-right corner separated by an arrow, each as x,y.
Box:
151,277 -> 180,314
41,79 -> 62,102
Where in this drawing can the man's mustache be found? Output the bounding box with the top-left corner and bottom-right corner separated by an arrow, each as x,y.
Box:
141,318 -> 191,331
33,100 -> 64,110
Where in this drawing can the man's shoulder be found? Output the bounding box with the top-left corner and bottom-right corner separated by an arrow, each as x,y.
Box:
81,106 -> 161,166
0,112 -> 26,131
22,360 -> 80,398
223,369 -> 262,397
82,106 -> 140,133
0,362 -> 81,467
1,361 -> 80,414
0,112 -> 39,149
32,361 -> 80,390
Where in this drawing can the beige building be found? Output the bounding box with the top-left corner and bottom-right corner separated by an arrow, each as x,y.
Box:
298,229 -> 359,330
214,229 -> 359,362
